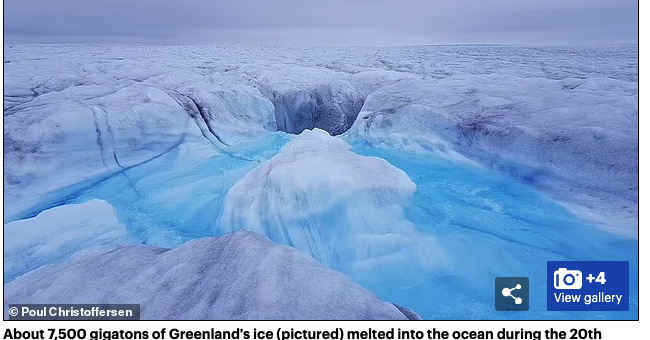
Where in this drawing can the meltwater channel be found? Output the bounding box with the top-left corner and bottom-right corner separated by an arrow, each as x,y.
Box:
24,131 -> 637,320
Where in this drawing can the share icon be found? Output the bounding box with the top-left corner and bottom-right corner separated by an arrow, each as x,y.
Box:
502,284 -> 523,304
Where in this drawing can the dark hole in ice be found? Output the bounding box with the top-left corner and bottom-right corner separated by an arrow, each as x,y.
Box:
272,87 -> 365,136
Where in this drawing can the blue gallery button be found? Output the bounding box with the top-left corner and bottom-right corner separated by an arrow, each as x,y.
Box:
547,261 -> 629,311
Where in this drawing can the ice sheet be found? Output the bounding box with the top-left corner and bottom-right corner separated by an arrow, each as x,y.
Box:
3,44 -> 638,320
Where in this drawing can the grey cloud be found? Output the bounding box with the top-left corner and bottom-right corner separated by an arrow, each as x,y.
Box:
3,0 -> 639,44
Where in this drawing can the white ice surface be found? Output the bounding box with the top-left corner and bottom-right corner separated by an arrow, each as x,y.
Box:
3,199 -> 133,282
4,230 -> 412,320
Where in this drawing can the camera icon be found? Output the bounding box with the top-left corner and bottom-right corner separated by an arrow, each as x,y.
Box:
554,268 -> 583,289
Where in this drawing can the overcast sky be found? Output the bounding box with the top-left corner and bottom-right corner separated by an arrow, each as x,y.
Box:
3,0 -> 638,45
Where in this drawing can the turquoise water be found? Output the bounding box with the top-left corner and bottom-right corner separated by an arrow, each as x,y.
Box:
21,133 -> 637,320
349,145 -> 638,320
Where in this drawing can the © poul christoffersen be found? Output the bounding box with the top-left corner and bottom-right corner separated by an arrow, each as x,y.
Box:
2,0 -> 639,320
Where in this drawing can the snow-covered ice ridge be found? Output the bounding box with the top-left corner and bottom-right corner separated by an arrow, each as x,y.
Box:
3,44 -> 638,319
5,229 -> 419,320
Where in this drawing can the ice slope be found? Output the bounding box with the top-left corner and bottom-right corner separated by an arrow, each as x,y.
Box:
3,80 -> 217,222
4,230 -> 416,320
4,199 -> 133,283
218,129 -> 440,272
165,84 -> 277,145
345,74 -> 638,236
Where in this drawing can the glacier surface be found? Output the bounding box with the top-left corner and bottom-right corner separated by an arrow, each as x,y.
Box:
3,44 -> 638,320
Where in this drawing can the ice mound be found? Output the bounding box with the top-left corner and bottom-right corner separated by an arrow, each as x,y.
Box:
218,129 -> 440,272
4,199 -> 133,282
4,230 -> 416,320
